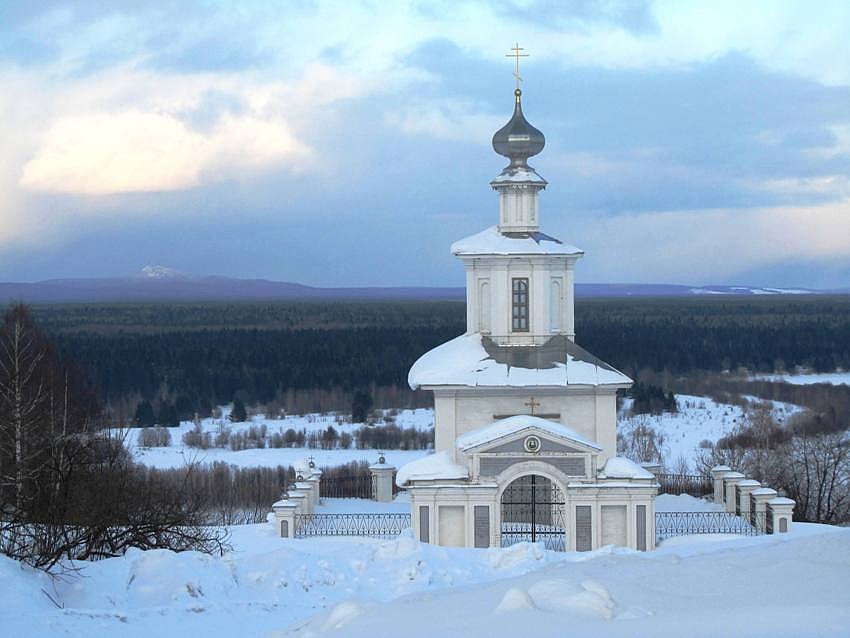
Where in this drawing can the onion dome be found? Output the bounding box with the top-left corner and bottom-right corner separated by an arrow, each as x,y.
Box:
492,89 -> 545,169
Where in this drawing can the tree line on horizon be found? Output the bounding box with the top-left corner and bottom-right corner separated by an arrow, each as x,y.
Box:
35,297 -> 850,423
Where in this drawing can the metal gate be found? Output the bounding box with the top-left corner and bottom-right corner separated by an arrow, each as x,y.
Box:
500,474 -> 566,551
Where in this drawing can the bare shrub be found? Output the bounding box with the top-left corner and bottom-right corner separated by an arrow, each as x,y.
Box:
617,417 -> 666,465
137,426 -> 172,447
182,423 -> 211,449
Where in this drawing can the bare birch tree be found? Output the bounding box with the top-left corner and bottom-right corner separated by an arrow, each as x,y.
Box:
0,305 -> 52,513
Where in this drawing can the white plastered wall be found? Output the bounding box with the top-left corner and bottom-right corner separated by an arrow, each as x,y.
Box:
431,387 -> 619,463
462,255 -> 579,343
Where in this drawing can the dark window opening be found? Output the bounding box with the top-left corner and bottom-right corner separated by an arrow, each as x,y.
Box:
512,278 -> 529,332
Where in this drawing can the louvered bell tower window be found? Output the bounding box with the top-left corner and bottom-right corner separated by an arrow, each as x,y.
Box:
512,277 -> 529,331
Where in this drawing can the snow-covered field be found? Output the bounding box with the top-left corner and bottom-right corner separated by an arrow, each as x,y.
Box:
127,408 -> 434,469
753,371 -> 850,386
618,395 -> 802,471
128,395 -> 804,474
2,494 -> 847,638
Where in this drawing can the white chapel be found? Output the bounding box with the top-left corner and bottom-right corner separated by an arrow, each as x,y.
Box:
396,72 -> 658,552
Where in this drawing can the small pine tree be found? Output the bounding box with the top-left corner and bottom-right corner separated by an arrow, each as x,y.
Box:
230,398 -> 247,422
158,402 -> 180,427
134,400 -> 156,427
351,390 -> 373,423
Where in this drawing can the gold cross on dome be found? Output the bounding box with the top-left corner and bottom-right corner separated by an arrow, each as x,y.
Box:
506,42 -> 529,89
524,397 -> 540,416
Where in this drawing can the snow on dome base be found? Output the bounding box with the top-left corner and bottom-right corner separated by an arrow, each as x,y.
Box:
451,226 -> 582,256
490,165 -> 547,185
396,451 -> 469,487
407,333 -> 632,389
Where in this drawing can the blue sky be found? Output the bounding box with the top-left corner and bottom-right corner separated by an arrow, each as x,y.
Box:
1,1 -> 849,287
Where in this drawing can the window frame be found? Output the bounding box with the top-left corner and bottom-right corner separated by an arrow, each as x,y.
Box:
511,277 -> 530,332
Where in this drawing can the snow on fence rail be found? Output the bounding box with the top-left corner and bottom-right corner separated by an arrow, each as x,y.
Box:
655,511 -> 766,540
294,513 -> 411,539
320,474 -> 373,499
656,473 -> 713,498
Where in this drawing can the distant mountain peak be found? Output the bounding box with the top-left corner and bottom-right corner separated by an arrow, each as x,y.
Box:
139,265 -> 189,280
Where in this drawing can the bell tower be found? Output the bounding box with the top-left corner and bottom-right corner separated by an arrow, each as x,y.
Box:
450,80 -> 582,345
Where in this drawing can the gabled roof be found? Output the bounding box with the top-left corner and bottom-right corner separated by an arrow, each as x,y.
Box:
395,451 -> 468,487
456,415 -> 601,452
451,226 -> 583,257
597,457 -> 654,480
408,333 -> 632,389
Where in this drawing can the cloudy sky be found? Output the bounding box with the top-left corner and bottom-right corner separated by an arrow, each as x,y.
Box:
1,1 -> 849,288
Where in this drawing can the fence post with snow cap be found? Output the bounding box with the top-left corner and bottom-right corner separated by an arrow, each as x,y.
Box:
722,472 -> 746,513
711,466 -> 732,504
272,500 -> 299,538
750,488 -> 778,532
369,454 -> 396,503
292,481 -> 316,514
304,473 -> 321,508
286,490 -> 309,515
734,479 -> 761,517
768,497 -> 795,534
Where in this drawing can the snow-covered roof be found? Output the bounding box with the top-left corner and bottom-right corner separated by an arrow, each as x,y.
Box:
451,226 -> 583,256
396,452 -> 469,487
456,415 -> 600,452
598,457 -> 655,480
736,479 -> 761,487
408,333 -> 632,389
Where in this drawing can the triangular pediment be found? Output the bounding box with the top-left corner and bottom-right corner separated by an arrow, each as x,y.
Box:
456,415 -> 602,455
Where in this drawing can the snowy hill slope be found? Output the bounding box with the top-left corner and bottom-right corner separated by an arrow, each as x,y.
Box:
618,395 -> 802,471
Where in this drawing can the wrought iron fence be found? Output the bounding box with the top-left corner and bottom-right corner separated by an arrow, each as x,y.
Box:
655,511 -> 766,540
294,513 -> 411,539
656,473 -> 713,498
320,474 -> 373,499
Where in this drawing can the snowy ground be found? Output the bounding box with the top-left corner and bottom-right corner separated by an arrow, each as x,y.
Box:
752,371 -> 850,386
2,493 -> 846,638
127,395 -> 804,473
127,408 -> 434,469
618,395 -> 802,471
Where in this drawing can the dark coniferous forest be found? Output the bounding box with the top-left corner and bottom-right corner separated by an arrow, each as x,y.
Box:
29,296 -> 850,420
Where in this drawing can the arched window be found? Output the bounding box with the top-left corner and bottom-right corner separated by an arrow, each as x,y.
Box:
512,278 -> 529,332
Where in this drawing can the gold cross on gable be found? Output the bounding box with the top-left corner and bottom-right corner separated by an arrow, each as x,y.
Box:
524,397 -> 540,416
506,42 -> 529,89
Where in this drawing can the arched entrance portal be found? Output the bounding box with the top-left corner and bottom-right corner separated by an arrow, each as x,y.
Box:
501,474 -> 566,551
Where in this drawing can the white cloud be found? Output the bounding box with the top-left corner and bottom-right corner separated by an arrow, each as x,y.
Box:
571,198 -> 850,283
13,62 -> 367,196
20,109 -> 307,195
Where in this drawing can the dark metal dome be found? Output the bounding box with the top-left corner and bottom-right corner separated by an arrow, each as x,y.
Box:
492,89 -> 545,168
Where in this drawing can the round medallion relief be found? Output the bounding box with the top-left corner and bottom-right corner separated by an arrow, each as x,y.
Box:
523,435 -> 542,453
